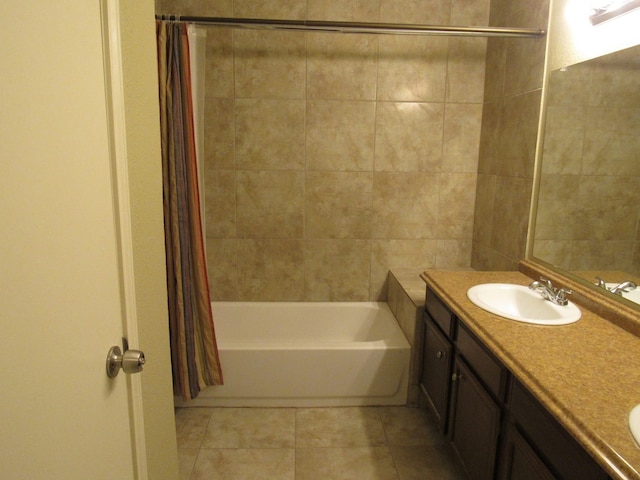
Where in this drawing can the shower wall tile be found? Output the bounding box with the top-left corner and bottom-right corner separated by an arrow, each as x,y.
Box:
234,30 -> 306,99
370,240 -> 437,300
233,0 -> 305,20
436,239 -> 473,269
436,173 -> 477,239
442,103 -> 482,173
490,176 -> 532,261
374,102 -> 444,172
158,0 -> 232,16
372,173 -> 438,239
204,98 -> 234,169
205,29 -> 234,98
379,0 -> 450,24
237,239 -> 304,301
236,170 -> 304,238
483,38 -> 506,103
189,0 -> 491,300
235,99 -> 305,170
497,90 -> 541,178
446,38 -> 487,104
377,37 -> 448,103
307,0 -> 380,22
472,173 -> 496,247
304,240 -> 371,301
206,239 -> 239,301
205,169 -> 236,238
306,100 -> 375,171
305,172 -> 373,239
307,34 -> 378,101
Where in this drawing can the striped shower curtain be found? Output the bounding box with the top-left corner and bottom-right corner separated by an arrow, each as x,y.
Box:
156,19 -> 223,400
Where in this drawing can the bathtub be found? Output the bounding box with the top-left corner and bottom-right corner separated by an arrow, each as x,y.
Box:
177,302 -> 411,407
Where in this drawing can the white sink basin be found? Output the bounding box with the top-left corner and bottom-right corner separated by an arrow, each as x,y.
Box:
467,283 -> 581,325
630,404 -> 640,447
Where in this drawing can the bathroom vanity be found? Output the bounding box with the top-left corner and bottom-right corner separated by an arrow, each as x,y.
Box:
419,269 -> 640,480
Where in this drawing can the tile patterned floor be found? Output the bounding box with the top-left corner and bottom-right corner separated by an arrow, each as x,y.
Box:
176,406 -> 469,479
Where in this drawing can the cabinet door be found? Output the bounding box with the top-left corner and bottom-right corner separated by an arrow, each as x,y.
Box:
449,357 -> 502,480
421,315 -> 453,432
499,422 -> 555,480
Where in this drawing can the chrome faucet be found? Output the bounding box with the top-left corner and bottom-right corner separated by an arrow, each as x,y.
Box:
608,281 -> 637,296
593,277 -> 637,296
529,277 -> 572,306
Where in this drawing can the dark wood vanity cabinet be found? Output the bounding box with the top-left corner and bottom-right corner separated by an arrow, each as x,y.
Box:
420,287 -> 611,480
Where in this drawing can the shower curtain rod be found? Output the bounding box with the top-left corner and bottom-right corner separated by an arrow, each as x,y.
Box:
156,15 -> 545,38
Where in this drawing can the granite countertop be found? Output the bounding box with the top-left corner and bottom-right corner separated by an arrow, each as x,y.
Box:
420,269 -> 640,480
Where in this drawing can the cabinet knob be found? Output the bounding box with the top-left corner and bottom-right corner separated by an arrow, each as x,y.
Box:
436,351 -> 447,359
452,372 -> 463,382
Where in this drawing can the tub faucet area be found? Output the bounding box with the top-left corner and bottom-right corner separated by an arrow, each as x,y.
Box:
529,277 -> 572,306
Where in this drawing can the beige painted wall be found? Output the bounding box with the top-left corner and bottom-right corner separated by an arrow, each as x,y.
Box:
118,1 -> 179,478
157,0 -> 490,301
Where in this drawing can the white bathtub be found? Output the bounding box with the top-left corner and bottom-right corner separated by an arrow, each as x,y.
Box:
177,302 -> 411,407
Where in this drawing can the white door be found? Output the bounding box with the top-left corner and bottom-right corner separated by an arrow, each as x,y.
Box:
0,1 -> 176,479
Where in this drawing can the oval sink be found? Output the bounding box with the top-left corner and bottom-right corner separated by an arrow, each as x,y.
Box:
630,404 -> 640,447
467,283 -> 581,325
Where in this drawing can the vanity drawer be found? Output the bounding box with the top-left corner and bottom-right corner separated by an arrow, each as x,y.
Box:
456,322 -> 507,402
425,287 -> 455,338
509,380 -> 607,480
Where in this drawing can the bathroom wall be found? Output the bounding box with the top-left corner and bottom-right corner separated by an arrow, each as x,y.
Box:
471,0 -> 550,270
156,0 -> 490,301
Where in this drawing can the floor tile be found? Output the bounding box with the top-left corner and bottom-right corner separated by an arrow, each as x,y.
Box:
296,447 -> 399,480
177,448 -> 198,480
378,406 -> 446,446
390,444 -> 468,480
175,408 -> 215,449
296,407 -> 387,447
191,448 -> 295,480
201,407 -> 296,448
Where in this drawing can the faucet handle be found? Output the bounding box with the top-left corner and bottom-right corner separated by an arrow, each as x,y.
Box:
539,276 -> 553,289
594,277 -> 607,288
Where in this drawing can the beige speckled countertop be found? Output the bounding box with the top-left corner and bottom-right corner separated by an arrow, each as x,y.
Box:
420,269 -> 640,480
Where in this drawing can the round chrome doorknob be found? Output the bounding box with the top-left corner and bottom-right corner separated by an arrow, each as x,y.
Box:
106,345 -> 146,378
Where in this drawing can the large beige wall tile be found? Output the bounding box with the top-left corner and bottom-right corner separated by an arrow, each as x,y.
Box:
237,170 -> 304,238
307,34 -> 378,101
471,174 -> 495,247
371,240 -> 437,300
235,99 -> 305,170
377,37 -> 448,102
490,176 -> 532,260
307,0 -> 380,22
306,100 -> 375,171
442,103 -> 482,173
158,0 -> 232,16
206,238 -> 238,300
237,239 -> 304,301
446,37 -> 487,103
234,30 -> 306,99
205,169 -> 236,238
379,0 -> 449,23
436,239 -> 473,268
375,102 -> 444,172
373,173 -> 438,239
204,98 -> 234,169
535,174 -> 580,240
233,0 -> 305,19
541,105 -> 585,175
304,240 -> 371,301
436,173 -> 477,239
205,29 -> 233,98
451,0 -> 491,24
305,172 -> 373,239
477,100 -> 501,175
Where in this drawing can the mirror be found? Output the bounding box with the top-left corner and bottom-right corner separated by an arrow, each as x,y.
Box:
532,42 -> 640,306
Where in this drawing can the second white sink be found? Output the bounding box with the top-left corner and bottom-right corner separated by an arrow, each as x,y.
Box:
467,283 -> 581,325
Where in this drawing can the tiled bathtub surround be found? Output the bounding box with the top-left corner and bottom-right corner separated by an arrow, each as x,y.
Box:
156,0 -> 490,301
